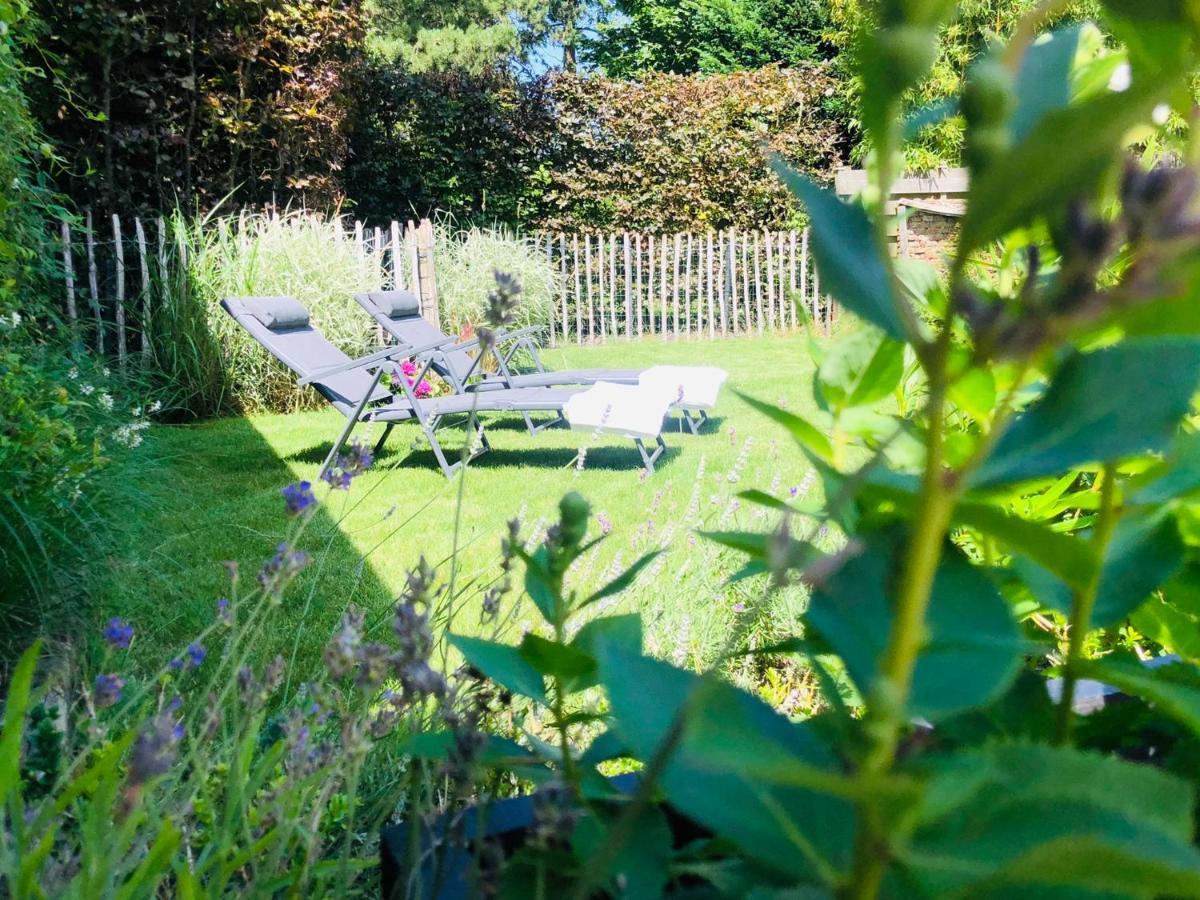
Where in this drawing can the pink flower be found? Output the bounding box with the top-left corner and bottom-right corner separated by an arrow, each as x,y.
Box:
400,360 -> 417,377
415,380 -> 433,399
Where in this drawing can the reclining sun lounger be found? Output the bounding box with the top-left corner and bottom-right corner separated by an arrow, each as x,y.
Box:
221,296 -> 671,478
353,290 -> 727,435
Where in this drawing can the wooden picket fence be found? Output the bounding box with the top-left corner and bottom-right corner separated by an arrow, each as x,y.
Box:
530,229 -> 831,346
53,212 -> 440,367
51,212 -> 828,368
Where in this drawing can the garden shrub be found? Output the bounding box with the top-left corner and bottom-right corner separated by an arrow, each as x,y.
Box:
26,0 -> 367,212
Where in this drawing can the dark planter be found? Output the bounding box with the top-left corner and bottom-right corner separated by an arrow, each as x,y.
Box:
380,774 -> 708,899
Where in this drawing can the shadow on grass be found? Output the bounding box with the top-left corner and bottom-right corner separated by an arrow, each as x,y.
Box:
86,413 -> 398,681
289,431 -> 682,474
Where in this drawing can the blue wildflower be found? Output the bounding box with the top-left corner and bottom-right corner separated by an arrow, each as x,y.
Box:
217,597 -> 231,624
103,617 -> 134,649
320,440 -> 374,490
95,673 -> 124,707
185,642 -> 207,668
281,481 -> 316,516
789,486 -> 799,498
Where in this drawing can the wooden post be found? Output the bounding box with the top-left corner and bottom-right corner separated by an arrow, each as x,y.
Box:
135,217 -> 151,358
546,233 -> 557,347
572,234 -> 583,344
724,229 -> 734,336
85,211 -> 103,354
659,235 -> 669,340
717,231 -> 728,335
813,262 -> 823,334
598,233 -> 608,341
609,233 -> 618,338
635,234 -> 644,337
684,233 -> 693,337
672,233 -> 681,339
559,233 -> 568,345
112,214 -> 127,366
61,222 -> 78,343
765,230 -> 776,331
156,218 -> 167,312
800,228 -> 810,326
584,234 -> 595,340
646,235 -> 655,336
390,220 -> 402,291
740,231 -> 751,334
623,232 -> 633,340
789,230 -> 798,329
417,219 -> 440,327
705,232 -> 715,338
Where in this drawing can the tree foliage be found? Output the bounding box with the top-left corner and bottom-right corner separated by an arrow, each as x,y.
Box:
586,0 -> 832,77
28,0 -> 367,212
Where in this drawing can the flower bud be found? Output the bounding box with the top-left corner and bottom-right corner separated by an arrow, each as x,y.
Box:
557,491 -> 590,549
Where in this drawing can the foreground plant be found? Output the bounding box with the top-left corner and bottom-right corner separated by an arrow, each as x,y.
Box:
383,2 -> 1200,897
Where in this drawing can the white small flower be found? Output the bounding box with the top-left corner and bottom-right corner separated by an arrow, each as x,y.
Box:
9,312 -> 20,328
68,367 -> 79,380
132,406 -> 142,417
1153,102 -> 1171,125
1108,62 -> 1132,93
80,383 -> 95,396
99,393 -> 114,411
148,400 -> 162,414
102,367 -> 111,378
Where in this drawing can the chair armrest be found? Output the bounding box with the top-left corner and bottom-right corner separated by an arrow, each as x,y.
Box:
297,335 -> 452,386
494,325 -> 545,344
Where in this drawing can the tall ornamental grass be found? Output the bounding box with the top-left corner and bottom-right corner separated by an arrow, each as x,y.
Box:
150,213 -> 558,418
433,221 -> 558,336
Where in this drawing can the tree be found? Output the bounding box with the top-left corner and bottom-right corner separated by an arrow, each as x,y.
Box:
585,0 -> 831,77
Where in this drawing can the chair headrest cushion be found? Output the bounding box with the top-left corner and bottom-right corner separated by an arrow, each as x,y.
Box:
367,290 -> 421,319
240,296 -> 310,330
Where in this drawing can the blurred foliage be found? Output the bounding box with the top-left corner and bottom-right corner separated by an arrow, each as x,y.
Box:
27,0 -> 367,212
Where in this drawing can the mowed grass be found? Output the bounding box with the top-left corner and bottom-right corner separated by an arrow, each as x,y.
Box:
86,332 -> 820,677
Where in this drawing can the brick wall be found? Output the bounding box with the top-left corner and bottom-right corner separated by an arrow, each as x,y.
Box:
904,209 -> 959,266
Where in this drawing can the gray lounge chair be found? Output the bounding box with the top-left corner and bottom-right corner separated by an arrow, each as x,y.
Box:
221,296 -> 667,478
355,290 -> 717,435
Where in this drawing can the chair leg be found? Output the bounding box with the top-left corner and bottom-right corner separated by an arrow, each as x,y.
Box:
373,423 -> 395,456
523,411 -> 566,437
634,435 -> 668,474
321,369 -> 384,481
422,415 -> 461,479
681,408 -> 708,435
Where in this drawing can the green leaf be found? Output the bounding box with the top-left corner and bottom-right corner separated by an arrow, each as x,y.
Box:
571,806 -> 673,899
953,500 -> 1098,591
907,741 -> 1200,896
1133,595 -> 1200,660
397,730 -> 542,768
0,641 -> 40,809
581,550 -> 663,609
566,613 -> 643,691
806,530 -> 1022,720
1010,25 -> 1084,143
698,530 -> 772,557
447,633 -> 547,703
770,162 -> 912,342
1076,655 -> 1200,739
959,78 -> 1171,254
579,728 -> 630,768
735,390 -> 833,462
598,646 -> 856,883
973,339 -> 1200,487
520,546 -> 559,623
1129,432 -> 1200,504
817,329 -> 905,413
948,367 -> 996,421
519,634 -> 595,681
1093,506 -> 1186,626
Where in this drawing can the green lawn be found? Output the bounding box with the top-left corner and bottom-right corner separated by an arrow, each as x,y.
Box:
88,333 -> 820,677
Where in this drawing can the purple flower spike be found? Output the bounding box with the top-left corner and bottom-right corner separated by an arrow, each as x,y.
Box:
321,440 -> 374,491
95,673 -> 124,707
789,486 -> 799,498
185,642 -> 207,668
168,658 -> 184,672
217,597 -> 231,624
282,481 -> 316,516
103,617 -> 134,649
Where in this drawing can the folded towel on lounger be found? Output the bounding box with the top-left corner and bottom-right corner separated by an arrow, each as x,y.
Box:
563,382 -> 673,441
638,365 -> 728,410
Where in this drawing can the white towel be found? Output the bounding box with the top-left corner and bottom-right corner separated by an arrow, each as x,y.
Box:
639,365 -> 728,410
563,382 -> 672,441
